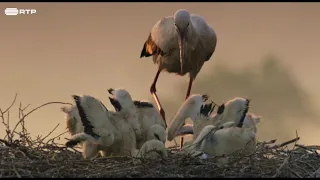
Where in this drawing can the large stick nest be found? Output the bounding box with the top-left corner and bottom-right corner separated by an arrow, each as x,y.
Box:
1,94 -> 319,178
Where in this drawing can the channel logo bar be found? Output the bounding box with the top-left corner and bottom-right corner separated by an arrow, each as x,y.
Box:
4,8 -> 19,16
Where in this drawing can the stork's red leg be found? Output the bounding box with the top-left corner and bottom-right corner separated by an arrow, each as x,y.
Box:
180,77 -> 194,151
150,70 -> 167,128
185,77 -> 193,100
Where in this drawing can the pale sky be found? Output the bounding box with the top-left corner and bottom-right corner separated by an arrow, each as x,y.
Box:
0,2 -> 319,146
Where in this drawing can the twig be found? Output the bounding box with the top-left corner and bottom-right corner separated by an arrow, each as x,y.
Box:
40,124 -> 60,142
11,101 -> 73,138
271,132 -> 300,178
11,161 -> 21,178
1,93 -> 17,114
0,94 -> 17,141
265,139 -> 277,144
304,145 -> 320,150
295,144 -> 319,155
308,167 -> 320,178
22,104 -> 30,111
288,168 -> 302,178
268,137 -> 300,149
18,102 -> 27,141
272,154 -> 290,178
46,131 -> 68,144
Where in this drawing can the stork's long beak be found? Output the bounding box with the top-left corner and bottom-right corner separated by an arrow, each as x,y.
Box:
202,94 -> 209,102
177,30 -> 185,75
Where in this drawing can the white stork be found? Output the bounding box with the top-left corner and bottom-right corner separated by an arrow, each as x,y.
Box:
140,9 -> 217,149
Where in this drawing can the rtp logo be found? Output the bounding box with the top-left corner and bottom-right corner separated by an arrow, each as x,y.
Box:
4,8 -> 36,16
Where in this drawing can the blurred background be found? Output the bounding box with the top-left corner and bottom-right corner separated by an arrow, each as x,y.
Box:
0,2 -> 319,147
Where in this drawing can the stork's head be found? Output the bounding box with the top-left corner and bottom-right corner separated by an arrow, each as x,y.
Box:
242,113 -> 262,133
244,113 -> 261,127
61,105 -> 82,136
174,9 -> 191,31
184,94 -> 209,121
108,88 -> 135,112
220,97 -> 250,127
167,94 -> 209,141
173,9 -> 191,75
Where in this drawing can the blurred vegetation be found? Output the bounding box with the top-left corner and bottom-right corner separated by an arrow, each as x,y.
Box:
160,55 -> 319,142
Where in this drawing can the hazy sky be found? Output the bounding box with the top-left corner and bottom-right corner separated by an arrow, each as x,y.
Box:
0,3 -> 319,145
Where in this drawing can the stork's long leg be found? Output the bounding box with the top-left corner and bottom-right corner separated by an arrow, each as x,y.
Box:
150,70 -> 167,128
180,77 -> 194,151
185,77 -> 193,100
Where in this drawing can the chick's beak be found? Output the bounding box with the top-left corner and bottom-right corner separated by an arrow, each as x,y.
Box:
202,94 -> 209,102
108,88 -> 114,95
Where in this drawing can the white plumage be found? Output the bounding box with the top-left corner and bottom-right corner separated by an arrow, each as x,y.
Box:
64,94 -> 167,160
167,94 -> 215,141
140,9 -> 217,150
61,105 -> 83,137
182,97 -> 260,161
166,94 -> 261,160
133,139 -> 168,160
142,9 -> 217,76
108,88 -> 166,148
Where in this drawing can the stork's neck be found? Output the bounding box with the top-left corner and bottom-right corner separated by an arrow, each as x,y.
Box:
186,23 -> 200,47
169,104 -> 191,134
171,110 -> 187,126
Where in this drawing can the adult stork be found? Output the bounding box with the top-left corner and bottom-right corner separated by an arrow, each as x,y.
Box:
140,9 -> 217,150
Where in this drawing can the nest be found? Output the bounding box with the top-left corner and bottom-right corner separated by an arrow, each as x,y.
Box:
0,136 -> 319,178
0,94 -> 319,178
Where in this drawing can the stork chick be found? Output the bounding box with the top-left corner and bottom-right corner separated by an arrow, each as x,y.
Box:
108,88 -> 166,148
190,99 -> 260,160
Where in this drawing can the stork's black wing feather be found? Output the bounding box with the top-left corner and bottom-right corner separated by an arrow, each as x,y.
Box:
72,95 -> 100,139
237,99 -> 250,128
154,133 -> 160,141
140,33 -> 165,58
217,104 -> 225,115
133,100 -> 154,108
